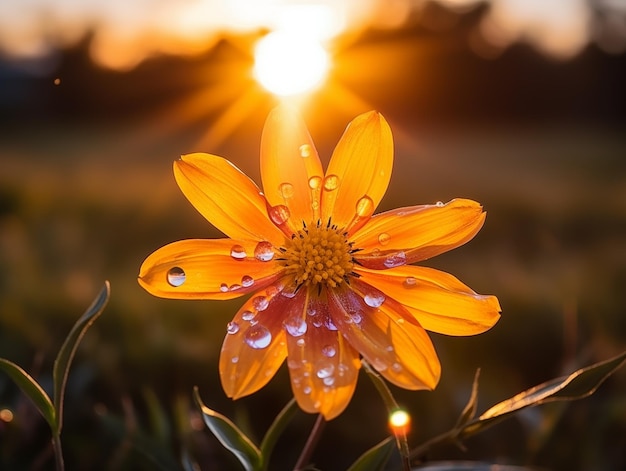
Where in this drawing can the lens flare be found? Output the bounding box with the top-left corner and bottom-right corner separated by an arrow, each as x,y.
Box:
253,31 -> 329,97
389,409 -> 411,436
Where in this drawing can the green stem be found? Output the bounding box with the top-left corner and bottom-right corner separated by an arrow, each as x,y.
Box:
292,414 -> 326,471
260,398 -> 299,470
52,433 -> 65,471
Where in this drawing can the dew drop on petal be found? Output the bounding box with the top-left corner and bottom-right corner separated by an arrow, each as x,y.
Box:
166,267 -> 186,287
322,345 -> 336,358
303,385 -> 312,394
316,363 -> 335,378
372,358 -> 387,371
252,296 -> 269,311
226,322 -> 240,334
355,195 -> 374,218
219,283 -> 229,292
241,275 -> 254,288
230,245 -> 247,260
299,144 -> 312,158
268,204 -> 290,226
383,251 -> 407,268
324,317 -> 338,331
279,182 -> 295,199
229,284 -> 242,291
378,232 -> 391,245
364,292 -> 385,308
254,241 -> 275,261
280,283 -> 298,298
308,176 -> 322,190
435,201 -> 444,207
391,362 -> 402,372
296,338 -> 305,347
284,316 -> 307,337
323,174 -> 339,191
323,377 -> 335,386
231,356 -> 239,364
242,311 -> 255,321
403,276 -> 417,288
244,324 -> 272,349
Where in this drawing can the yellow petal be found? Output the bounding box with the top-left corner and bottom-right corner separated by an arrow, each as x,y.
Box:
329,282 -> 440,391
260,106 -> 325,230
138,239 -> 283,299
356,266 -> 501,335
285,290 -> 360,420
352,199 -> 486,268
174,153 -> 284,244
220,287 -> 288,399
321,111 -> 393,234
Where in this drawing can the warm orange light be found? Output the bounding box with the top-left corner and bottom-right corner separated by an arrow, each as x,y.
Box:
0,408 -> 14,423
253,31 -> 329,97
389,409 -> 411,435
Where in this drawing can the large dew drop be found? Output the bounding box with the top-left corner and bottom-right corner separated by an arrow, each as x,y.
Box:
252,296 -> 269,311
254,241 -> 275,261
378,232 -> 391,245
166,267 -> 186,287
227,322 -> 240,334
308,176 -> 322,190
241,275 -> 254,288
364,292 -> 385,308
383,251 -> 407,268
355,195 -> 374,218
230,245 -> 247,260
323,174 -> 339,191
268,204 -> 290,225
244,325 -> 272,349
321,345 -> 336,358
284,316 -> 307,337
299,144 -> 312,158
279,182 -> 295,199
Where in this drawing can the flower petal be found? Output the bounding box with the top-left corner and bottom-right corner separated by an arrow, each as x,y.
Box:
321,111 -> 393,234
260,106 -> 325,230
352,199 -> 486,269
284,290 -> 360,420
328,282 -> 441,390
220,286 -> 288,399
174,153 -> 284,244
138,239 -> 283,299
356,266 -> 501,335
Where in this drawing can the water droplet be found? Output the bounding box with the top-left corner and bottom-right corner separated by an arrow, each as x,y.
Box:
322,345 -> 336,357
323,174 -> 339,191
355,195 -> 374,218
166,267 -> 186,287
303,385 -> 312,394
227,322 -> 240,334
372,358 -> 387,371
231,356 -> 239,364
284,317 -> 307,337
323,377 -> 335,386
230,245 -> 247,260
346,310 -> 362,324
252,296 -> 269,311
391,362 -> 402,372
386,345 -> 394,352
383,251 -> 407,268
254,241 -> 274,261
308,176 -> 322,190
279,182 -> 294,199
229,284 -> 242,291
364,292 -> 385,308
244,325 -> 272,349
378,232 -> 391,245
296,338 -> 305,347
316,364 -> 335,378
396,318 -> 405,324
403,276 -> 417,288
435,201 -> 445,207
299,144 -> 312,157
314,401 -> 321,409
241,275 -> 254,287
280,283 -> 298,298
324,317 -> 338,331
219,283 -> 229,292
268,205 -> 290,226
242,310 -> 255,321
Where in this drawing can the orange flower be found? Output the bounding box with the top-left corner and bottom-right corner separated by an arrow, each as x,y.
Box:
138,107 -> 501,420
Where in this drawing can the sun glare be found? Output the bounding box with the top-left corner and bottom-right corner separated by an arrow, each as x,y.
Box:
253,31 -> 329,97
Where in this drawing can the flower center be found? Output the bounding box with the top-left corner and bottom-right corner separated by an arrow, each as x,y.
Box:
281,222 -> 355,289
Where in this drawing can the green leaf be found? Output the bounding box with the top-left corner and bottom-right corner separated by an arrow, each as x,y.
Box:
259,398 -> 298,469
193,387 -> 262,471
346,437 -> 395,471
53,281 -> 110,435
454,369 -> 480,429
0,358 -> 56,430
462,351 -> 626,437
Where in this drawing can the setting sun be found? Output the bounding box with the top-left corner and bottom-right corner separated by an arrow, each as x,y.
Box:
253,31 -> 329,96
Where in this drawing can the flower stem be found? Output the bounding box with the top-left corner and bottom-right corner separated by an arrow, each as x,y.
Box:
292,414 -> 326,471
52,434 -> 64,471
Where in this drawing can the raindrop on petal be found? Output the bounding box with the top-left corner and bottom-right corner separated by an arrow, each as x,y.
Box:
323,377 -> 335,386
383,251 -> 407,268
391,362 -> 403,372
254,241 -> 275,261
244,325 -> 272,349
242,311 -> 255,321
166,267 -> 186,287
283,316 -> 308,337
308,176 -> 322,190
355,195 -> 374,218
229,284 -> 242,291
303,386 -> 312,394
378,232 -> 391,245
252,296 -> 269,311
322,345 -> 336,357
364,292 -> 385,308
226,322 -> 240,334
268,205 -> 290,226
296,338 -> 305,347
403,276 -> 417,288
323,174 -> 339,191
279,182 -> 295,199
316,363 -> 335,378
219,283 -> 229,292
299,144 -> 312,157
231,356 -> 239,364
230,245 -> 247,260
241,275 -> 254,287
435,201 -> 444,207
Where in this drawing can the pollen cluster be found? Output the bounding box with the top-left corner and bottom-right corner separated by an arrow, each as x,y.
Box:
281,222 -> 355,288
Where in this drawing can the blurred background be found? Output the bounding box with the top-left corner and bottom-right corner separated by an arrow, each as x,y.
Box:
1,0 -> 625,470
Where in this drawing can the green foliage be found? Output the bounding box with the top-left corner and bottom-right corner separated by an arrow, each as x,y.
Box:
346,437 -> 395,471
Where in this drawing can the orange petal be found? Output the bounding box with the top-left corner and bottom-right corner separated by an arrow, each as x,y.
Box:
220,286 -> 288,399
355,266 -> 501,335
138,239 -> 283,299
284,290 -> 360,420
174,153 -> 284,244
352,199 -> 486,268
328,282 -> 441,391
260,106 -> 325,230
321,111 -> 393,234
